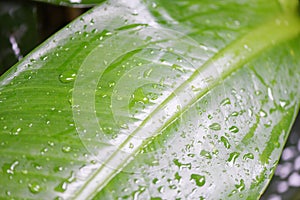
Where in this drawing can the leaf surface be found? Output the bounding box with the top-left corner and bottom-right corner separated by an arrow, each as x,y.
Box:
0,0 -> 300,199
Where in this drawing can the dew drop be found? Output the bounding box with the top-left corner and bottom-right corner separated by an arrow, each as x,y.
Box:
279,99 -> 290,109
59,70 -> 77,83
235,179 -> 245,191
220,136 -> 231,149
108,81 -> 116,88
220,98 -> 231,106
230,111 -> 239,117
171,64 -> 184,72
243,153 -> 254,160
229,126 -> 239,133
55,181 -> 68,193
62,146 -> 72,153
259,109 -> 268,117
173,159 -> 191,170
200,150 -> 212,159
28,182 -> 42,194
209,123 -> 221,131
228,152 -> 240,164
174,172 -> 181,182
190,174 -> 206,187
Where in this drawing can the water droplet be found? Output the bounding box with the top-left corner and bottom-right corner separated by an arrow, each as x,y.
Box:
171,64 -> 184,72
209,123 -> 221,131
259,109 -> 267,117
235,179 -> 245,191
2,160 -> 19,175
173,159 -> 191,170
279,99 -> 290,109
129,143 -> 134,149
190,174 -> 206,187
230,111 -> 239,117
229,126 -> 239,133
220,98 -> 231,106
174,172 -> 181,182
200,150 -> 212,159
220,136 -> 231,149
55,181 -> 68,193
28,182 -> 42,194
243,153 -> 254,160
62,146 -> 71,153
228,152 -> 240,164
108,81 -> 115,88
59,70 -> 76,83
267,87 -> 274,101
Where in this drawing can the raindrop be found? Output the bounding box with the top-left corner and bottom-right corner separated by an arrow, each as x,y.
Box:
59,70 -> 77,83
279,99 -> 290,109
190,174 -> 206,187
228,152 -> 240,164
220,98 -> 231,106
259,109 -> 267,117
173,159 -> 191,170
2,160 -> 19,175
235,179 -> 245,191
55,181 -> 68,193
267,87 -> 274,101
200,150 -> 212,159
108,81 -> 116,88
229,126 -> 239,133
220,136 -> 231,149
62,146 -> 72,153
209,123 -> 221,131
28,182 -> 42,194
230,111 -> 239,117
174,172 -> 181,182
243,153 -> 254,160
129,143 -> 134,149
171,64 -> 184,72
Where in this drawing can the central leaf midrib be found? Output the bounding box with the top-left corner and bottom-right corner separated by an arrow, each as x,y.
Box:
74,12 -> 300,200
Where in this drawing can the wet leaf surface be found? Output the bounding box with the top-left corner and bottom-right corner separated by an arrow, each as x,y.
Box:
0,0 -> 300,199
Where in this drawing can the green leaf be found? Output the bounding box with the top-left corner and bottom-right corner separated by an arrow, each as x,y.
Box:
1,0 -> 300,199
0,1 -> 39,75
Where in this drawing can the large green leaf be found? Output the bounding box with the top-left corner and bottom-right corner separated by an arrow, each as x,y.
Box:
1,0 -> 300,199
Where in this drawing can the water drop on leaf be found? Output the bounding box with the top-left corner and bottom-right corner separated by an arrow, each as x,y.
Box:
209,123 -> 221,131
59,70 -> 76,83
190,174 -> 206,187
229,126 -> 239,133
28,182 -> 42,194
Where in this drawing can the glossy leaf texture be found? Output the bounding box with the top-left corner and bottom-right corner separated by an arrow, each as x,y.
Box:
33,0 -> 104,7
0,1 -> 38,75
1,0 -> 300,199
